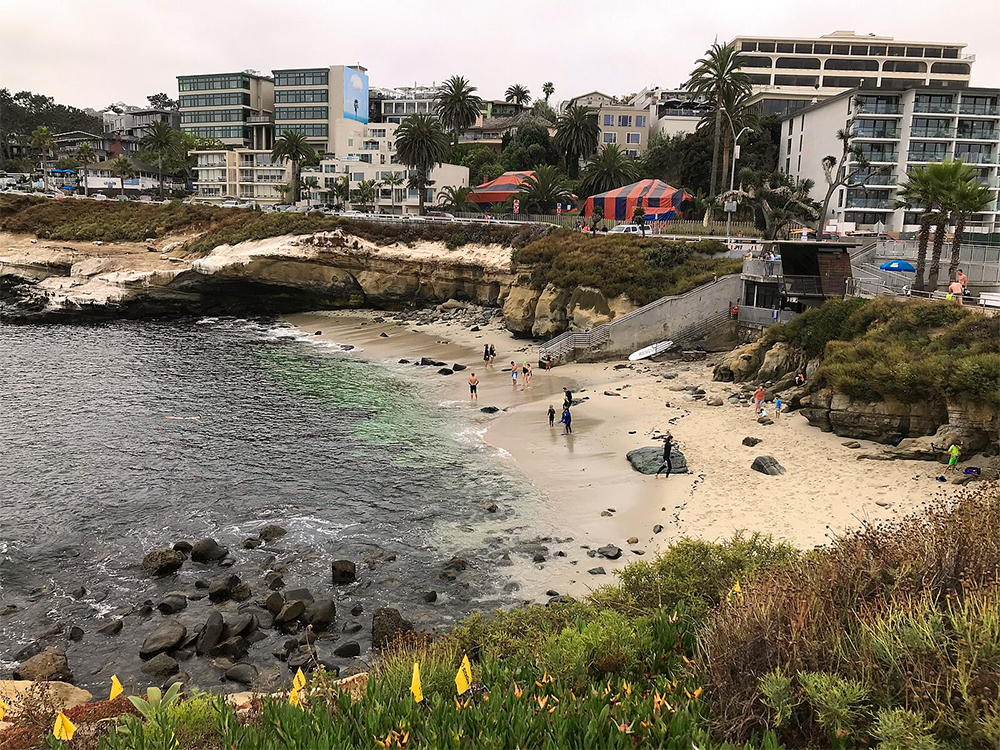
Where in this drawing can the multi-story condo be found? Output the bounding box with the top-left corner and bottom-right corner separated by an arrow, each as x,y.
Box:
190,149 -> 292,204
779,84 -> 999,234
631,87 -> 710,138
730,30 -> 974,116
103,108 -> 180,156
372,84 -> 440,124
272,65 -> 370,155
564,92 -> 651,157
177,71 -> 274,149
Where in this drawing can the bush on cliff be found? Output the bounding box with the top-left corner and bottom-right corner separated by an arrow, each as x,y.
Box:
515,230 -> 742,305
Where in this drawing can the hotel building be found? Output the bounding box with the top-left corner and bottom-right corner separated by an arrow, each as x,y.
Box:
177,71 -> 274,149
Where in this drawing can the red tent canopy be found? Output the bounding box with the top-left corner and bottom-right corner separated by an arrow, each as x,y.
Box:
468,170 -> 534,206
583,179 -> 693,221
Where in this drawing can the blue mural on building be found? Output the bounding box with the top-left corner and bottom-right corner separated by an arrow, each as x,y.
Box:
343,67 -> 369,123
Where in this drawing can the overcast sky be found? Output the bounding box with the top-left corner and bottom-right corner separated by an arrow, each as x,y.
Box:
2,0 -> 998,110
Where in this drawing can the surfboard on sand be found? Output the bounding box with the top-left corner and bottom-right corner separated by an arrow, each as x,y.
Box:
628,340 -> 675,361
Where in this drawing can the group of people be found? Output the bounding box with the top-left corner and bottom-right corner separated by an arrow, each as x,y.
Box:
512,361 -> 533,388
548,386 -> 574,434
947,269 -> 970,305
753,385 -> 781,419
482,344 -> 497,368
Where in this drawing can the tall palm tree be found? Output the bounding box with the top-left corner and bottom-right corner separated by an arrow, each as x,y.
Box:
110,156 -> 134,195
435,76 -> 483,137
351,179 -> 380,211
74,143 -> 95,197
554,104 -> 599,179
381,172 -> 405,214
271,131 -> 315,206
924,160 -> 975,290
332,175 -> 351,210
580,143 -> 639,196
947,177 -> 993,283
894,166 -> 940,291
29,125 -> 55,169
140,121 -> 179,198
437,185 -> 478,213
515,165 -> 572,214
542,82 -> 555,103
394,114 -> 451,215
686,42 -> 751,199
505,84 -> 531,107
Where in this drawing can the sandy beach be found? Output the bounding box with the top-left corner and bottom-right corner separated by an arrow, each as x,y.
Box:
284,308 -> 960,601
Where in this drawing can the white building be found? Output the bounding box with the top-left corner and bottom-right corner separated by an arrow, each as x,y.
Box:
779,85 -> 999,234
731,30 -> 974,117
83,156 -> 184,193
272,65 -> 370,156
190,149 -> 292,204
631,87 -> 710,138
564,91 -> 651,157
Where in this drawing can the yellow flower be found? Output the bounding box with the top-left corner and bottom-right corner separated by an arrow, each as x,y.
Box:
513,682 -> 523,699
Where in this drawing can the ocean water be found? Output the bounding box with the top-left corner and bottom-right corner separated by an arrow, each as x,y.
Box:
0,318 -> 544,689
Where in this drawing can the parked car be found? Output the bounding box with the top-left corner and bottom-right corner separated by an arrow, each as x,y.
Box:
609,224 -> 645,235
90,194 -> 109,201
219,200 -> 241,209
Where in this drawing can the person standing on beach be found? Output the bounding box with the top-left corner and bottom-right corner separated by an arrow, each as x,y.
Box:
468,372 -> 479,401
488,344 -> 496,366
544,351 -> 552,371
547,404 -> 555,427
483,345 -> 490,369
655,433 -> 674,478
522,362 -> 532,388
510,362 -> 518,388
560,408 -> 572,434
774,396 -> 782,419
753,385 -> 766,416
947,442 -> 961,472
563,387 -> 573,410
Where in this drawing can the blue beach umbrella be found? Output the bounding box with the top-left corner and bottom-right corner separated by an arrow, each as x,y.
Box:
879,260 -> 916,272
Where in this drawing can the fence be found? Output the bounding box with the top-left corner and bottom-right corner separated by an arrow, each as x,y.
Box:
451,213 -> 760,237
737,305 -> 796,327
873,240 -> 1000,286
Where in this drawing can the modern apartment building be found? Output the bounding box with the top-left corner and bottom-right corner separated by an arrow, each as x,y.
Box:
779,84 -> 999,234
565,92 -> 651,156
177,71 -> 274,149
372,84 -> 439,124
272,65 -> 369,155
190,149 -> 292,204
103,108 -> 180,156
730,30 -> 974,116
631,88 -> 710,138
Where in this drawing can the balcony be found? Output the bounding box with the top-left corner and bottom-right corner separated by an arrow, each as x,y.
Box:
860,151 -> 899,163
907,151 -> 947,163
246,114 -> 273,124
846,197 -> 893,209
910,126 -> 955,138
848,173 -> 898,186
738,305 -> 796,327
742,258 -> 782,279
956,129 -> 998,141
852,127 -> 900,139
958,103 -> 1000,116
858,102 -> 901,115
955,152 -> 997,164
913,101 -> 956,114
197,160 -> 227,167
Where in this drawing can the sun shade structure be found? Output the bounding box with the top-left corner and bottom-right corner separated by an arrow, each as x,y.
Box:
468,171 -> 535,207
583,179 -> 694,221
879,260 -> 916,272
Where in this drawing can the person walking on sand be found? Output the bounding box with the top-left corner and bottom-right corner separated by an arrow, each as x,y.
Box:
560,408 -> 572,434
510,362 -> 518,388
547,404 -> 556,427
522,362 -> 532,388
753,385 -> 766,416
947,442 -> 961,472
563,386 -> 573,410
774,395 -> 782,419
488,344 -> 496,366
544,351 -> 553,371
655,433 -> 675,478
483,345 -> 491,369
468,372 -> 479,401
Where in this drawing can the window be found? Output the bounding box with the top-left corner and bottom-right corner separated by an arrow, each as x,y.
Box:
914,94 -> 954,113
924,47 -> 943,58
626,132 -> 641,144
602,132 -> 617,143
887,46 -> 904,56
776,57 -> 820,69
822,76 -> 863,88
850,45 -> 868,55
832,44 -> 850,55
869,45 -> 886,55
275,106 -> 329,120
776,42 -> 793,53
797,154 -> 801,170
931,62 -> 971,75
179,93 -> 250,108
181,109 -> 246,124
277,124 -> 329,137
749,73 -> 772,85
787,137 -> 792,153
351,172 -> 364,181
275,89 -> 328,103
743,56 -> 773,68
347,139 -> 354,146
814,43 -> 831,54
618,114 -> 632,127
825,58 -> 879,71
785,157 -> 790,173
635,115 -> 646,127
799,134 -> 803,150
905,47 -> 924,57
603,114 -> 614,126
274,70 -> 329,87
178,74 -> 250,92
795,43 -> 812,54
625,149 -> 639,158
955,144 -> 993,163
882,60 -> 926,73
788,119 -> 794,134
959,96 -> 998,114
181,126 -> 246,140
907,142 -> 947,161
741,41 -> 757,51
758,41 -> 775,52
774,74 -> 818,86
942,48 -> 959,59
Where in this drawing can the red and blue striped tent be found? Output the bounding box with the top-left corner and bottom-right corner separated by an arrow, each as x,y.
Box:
468,170 -> 534,207
583,179 -> 694,222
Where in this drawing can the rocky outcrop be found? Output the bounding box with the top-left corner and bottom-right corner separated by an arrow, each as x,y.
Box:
625,446 -> 689,474
799,389 -> 948,443
713,339 -> 772,382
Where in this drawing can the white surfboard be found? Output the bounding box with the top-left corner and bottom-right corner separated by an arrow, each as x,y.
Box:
628,339 -> 675,361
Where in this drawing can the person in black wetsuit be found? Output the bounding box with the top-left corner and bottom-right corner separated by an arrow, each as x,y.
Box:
656,433 -> 674,478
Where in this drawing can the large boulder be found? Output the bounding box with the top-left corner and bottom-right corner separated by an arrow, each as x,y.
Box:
141,549 -> 184,577
139,620 -> 187,659
625,446 -> 689,475
502,285 -> 542,336
190,538 -> 228,563
141,653 -> 179,678
751,456 -> 786,476
306,599 -> 336,632
332,560 -> 357,584
372,608 -> 414,650
257,525 -> 287,542
713,339 -> 770,383
757,341 -> 800,382
13,648 -> 73,683
195,611 -> 224,655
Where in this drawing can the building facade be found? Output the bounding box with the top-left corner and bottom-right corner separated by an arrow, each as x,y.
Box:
565,92 -> 651,156
272,65 -> 370,156
177,71 -> 274,149
730,30 -> 974,117
631,88 -> 708,138
779,85 -> 999,234
190,149 -> 292,204
103,108 -> 180,156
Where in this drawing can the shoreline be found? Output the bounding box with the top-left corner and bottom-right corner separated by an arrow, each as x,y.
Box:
284,308 -> 961,600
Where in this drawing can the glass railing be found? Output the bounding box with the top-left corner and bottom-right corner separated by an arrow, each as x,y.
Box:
860,151 -> 898,162
910,126 -> 955,138
956,129 -> 998,140
846,197 -> 892,209
913,101 -> 956,114
858,102 -> 901,114
853,128 -> 899,138
958,103 -> 1000,115
907,151 -> 947,162
955,152 -> 996,164
848,173 -> 898,186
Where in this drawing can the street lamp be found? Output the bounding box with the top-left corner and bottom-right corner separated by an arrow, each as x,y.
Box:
720,105 -> 752,240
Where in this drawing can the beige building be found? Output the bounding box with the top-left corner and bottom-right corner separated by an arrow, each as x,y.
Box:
564,91 -> 651,157
190,149 -> 292,204
177,71 -> 274,149
272,65 -> 371,156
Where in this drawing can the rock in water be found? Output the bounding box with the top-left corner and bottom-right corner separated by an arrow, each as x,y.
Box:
625,446 -> 689,475
334,641 -> 361,658
437,368 -> 454,375
190,538 -> 228,563
751,456 -> 786,476
209,636 -> 248,661
141,653 -> 179,678
452,363 -> 467,371
157,595 -> 187,615
275,601 -> 305,624
225,664 -> 258,685
258,525 -> 287,541
196,611 -> 225,655
372,608 -> 414,649
331,560 -> 357,584
140,620 -> 187,659
480,406 -> 499,413
142,549 -> 184,577
306,599 -> 336,631
14,648 -> 73,683
742,437 -> 762,447
98,619 -> 123,637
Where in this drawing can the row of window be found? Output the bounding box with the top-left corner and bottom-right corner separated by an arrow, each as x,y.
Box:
275,123 -> 329,137
275,106 -> 329,121
182,126 -> 246,139
274,70 -> 329,87
178,75 -> 251,92
742,56 -> 968,75
179,93 -> 251,108
381,101 -> 436,114
740,40 -> 961,59
601,114 -> 647,127
181,109 -> 247,124
275,89 -> 328,104
602,132 -> 642,144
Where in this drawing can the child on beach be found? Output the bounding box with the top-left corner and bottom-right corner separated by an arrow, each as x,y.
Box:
547,404 -> 555,427
560,408 -> 572,434
510,362 -> 518,388
774,396 -> 782,418
947,442 -> 961,472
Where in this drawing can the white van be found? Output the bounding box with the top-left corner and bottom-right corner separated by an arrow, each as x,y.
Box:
609,224 -> 645,235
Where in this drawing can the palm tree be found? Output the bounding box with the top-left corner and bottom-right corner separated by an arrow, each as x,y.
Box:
110,156 -> 134,195
925,160 -> 979,290
894,166 -> 939,291
381,172 -> 405,214
554,104 -> 599,179
140,121 -> 179,198
271,131 -> 315,206
542,82 -> 555,103
947,177 -> 993,283
686,42 -> 751,199
515,165 -> 572,214
29,125 -> 55,168
332,175 -> 351,210
394,114 -> 450,215
436,185 -> 478,213
351,179 -> 380,211
505,84 -> 531,107
580,144 -> 639,196
74,143 -> 95,197
435,76 -> 483,137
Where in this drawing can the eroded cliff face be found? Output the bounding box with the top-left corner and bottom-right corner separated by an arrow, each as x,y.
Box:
0,229 -> 630,337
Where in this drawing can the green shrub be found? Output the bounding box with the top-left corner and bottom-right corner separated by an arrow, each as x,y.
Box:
693,238 -> 731,254
798,672 -> 869,749
872,708 -> 940,750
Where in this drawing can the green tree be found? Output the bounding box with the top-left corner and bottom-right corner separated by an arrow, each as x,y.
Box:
140,120 -> 179,198
437,185 -> 478,213
632,205 -> 646,236
686,42 -> 751,199
74,143 -> 95,196
895,165 -> 944,291
351,178 -> 380,211
480,162 -> 504,183
394,114 -> 451,215
515,165 -> 572,214
110,156 -> 134,194
722,168 -> 818,239
925,159 -> 978,290
554,104 -> 599,178
580,143 -> 639,197
505,84 -> 531,106
332,175 -> 351,210
501,121 -> 559,171
947,176 -> 993,283
542,82 -> 555,103
146,93 -> 178,110
435,76 -> 484,137
381,171 -> 404,214
29,125 -> 55,167
271,130 -> 315,206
